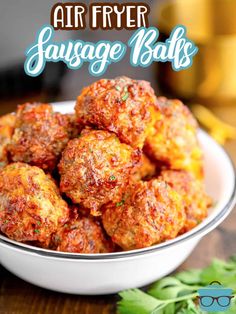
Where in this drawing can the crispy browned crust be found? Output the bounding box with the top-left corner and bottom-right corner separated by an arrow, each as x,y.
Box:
0,162 -> 69,247
0,79 -> 213,253
75,76 -> 157,148
59,129 -> 141,216
0,113 -> 16,167
53,214 -> 114,253
102,179 -> 186,250
144,97 -> 203,179
7,103 -> 78,172
159,169 -> 212,233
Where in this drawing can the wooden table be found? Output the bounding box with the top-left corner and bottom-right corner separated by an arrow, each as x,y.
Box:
0,105 -> 235,314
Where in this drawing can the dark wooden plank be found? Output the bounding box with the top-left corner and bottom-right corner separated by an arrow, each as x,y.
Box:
0,266 -> 117,314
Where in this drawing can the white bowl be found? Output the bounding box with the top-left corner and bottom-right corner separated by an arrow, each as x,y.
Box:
0,101 -> 235,295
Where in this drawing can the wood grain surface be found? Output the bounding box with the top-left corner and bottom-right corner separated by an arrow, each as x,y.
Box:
0,105 -> 235,314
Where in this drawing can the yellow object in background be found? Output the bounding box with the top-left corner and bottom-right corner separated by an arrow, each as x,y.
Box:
155,0 -> 236,106
192,104 -> 236,145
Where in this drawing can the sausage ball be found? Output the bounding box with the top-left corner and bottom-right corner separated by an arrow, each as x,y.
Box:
144,97 -> 203,179
59,129 -> 140,216
75,76 -> 157,148
53,214 -> 114,253
0,113 -> 16,167
7,103 -> 77,172
102,179 -> 186,250
160,170 -> 212,233
0,163 -> 69,247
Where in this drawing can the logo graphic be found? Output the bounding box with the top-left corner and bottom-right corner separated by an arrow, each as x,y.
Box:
198,281 -> 234,312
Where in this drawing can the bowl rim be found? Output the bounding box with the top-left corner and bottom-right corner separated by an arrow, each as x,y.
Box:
0,136 -> 235,260
0,106 -> 235,260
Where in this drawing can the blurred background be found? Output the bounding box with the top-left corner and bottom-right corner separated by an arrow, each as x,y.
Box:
0,0 -> 159,114
0,0 -> 236,135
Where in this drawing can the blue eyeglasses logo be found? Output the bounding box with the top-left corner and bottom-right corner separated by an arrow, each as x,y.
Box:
198,281 -> 234,312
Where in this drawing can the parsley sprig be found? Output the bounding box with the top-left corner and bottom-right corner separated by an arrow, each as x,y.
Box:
118,255 -> 236,314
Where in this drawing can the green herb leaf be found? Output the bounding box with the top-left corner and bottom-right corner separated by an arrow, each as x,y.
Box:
122,92 -> 129,101
34,229 -> 40,234
177,299 -> 204,314
115,85 -> 122,92
116,200 -> 125,207
109,175 -> 116,181
175,269 -> 202,285
149,277 -> 183,300
118,289 -> 163,314
200,259 -> 236,289
162,303 -> 175,314
117,255 -> 236,314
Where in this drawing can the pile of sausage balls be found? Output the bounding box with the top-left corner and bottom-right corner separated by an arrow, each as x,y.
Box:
0,77 -> 212,253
